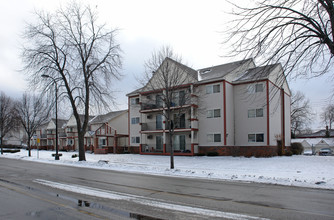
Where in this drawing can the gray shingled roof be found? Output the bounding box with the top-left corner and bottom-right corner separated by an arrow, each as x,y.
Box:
297,129 -> 334,138
234,64 -> 279,83
127,57 -> 198,96
89,110 -> 127,124
198,58 -> 253,81
165,57 -> 198,82
51,118 -> 68,129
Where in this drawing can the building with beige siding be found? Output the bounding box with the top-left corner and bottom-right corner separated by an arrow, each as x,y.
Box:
127,58 -> 291,156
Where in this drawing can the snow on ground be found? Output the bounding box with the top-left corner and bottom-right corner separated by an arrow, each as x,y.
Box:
1,149 -> 334,190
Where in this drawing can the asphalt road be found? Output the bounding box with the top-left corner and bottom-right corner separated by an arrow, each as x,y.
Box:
0,157 -> 333,220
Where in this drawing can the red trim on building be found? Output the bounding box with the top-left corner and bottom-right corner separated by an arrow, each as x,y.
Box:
223,81 -> 227,146
266,80 -> 270,146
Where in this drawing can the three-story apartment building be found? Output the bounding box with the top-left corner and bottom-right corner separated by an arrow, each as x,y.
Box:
127,58 -> 291,156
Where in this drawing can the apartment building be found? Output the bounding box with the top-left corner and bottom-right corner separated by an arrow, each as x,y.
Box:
31,110 -> 129,154
127,58 -> 291,156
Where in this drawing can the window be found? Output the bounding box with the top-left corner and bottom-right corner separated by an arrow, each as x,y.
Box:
206,84 -> 220,94
99,138 -> 106,147
255,84 -> 263,92
156,135 -> 163,151
207,133 -> 221,142
173,135 -> 186,151
207,109 -> 221,118
174,113 -> 186,128
131,97 -> 140,105
248,108 -> 263,118
172,90 -> 186,106
156,94 -> 163,108
131,117 -> 140,124
248,133 -> 264,142
68,139 -> 73,146
131,136 -> 140,144
248,84 -> 264,93
156,114 -> 163,130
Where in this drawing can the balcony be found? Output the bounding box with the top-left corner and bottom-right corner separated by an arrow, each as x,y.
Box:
141,122 -> 163,132
141,103 -> 163,112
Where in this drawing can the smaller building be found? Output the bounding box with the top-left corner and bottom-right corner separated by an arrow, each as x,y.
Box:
292,127 -> 334,154
292,138 -> 334,154
85,110 -> 129,154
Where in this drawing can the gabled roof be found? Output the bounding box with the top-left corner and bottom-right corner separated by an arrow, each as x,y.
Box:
233,64 -> 279,83
89,110 -> 127,125
297,129 -> 334,138
165,57 -> 198,82
127,57 -> 198,96
50,118 -> 68,129
198,58 -> 254,82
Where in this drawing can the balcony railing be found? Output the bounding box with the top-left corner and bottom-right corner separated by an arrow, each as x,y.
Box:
141,122 -> 163,131
141,103 -> 163,111
141,143 -> 192,153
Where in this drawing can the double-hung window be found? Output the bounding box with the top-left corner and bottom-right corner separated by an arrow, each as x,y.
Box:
131,136 -> 140,144
248,108 -> 263,118
207,133 -> 221,143
206,84 -> 220,94
131,117 -> 140,124
207,109 -> 221,118
248,133 -> 264,142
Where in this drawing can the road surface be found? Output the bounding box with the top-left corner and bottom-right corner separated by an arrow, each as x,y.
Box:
0,158 -> 333,219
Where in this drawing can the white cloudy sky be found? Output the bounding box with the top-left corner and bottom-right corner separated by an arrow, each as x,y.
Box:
0,0 -> 332,130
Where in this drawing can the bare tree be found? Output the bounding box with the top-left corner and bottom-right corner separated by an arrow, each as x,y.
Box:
16,93 -> 50,157
142,46 -> 197,169
0,92 -> 18,154
291,91 -> 312,137
21,1 -> 122,161
321,104 -> 334,129
225,0 -> 334,85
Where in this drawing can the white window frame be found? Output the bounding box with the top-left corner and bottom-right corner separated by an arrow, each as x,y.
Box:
207,109 -> 221,118
131,136 -> 140,144
131,117 -> 140,124
207,133 -> 222,143
248,83 -> 264,94
248,108 -> 264,118
131,97 -> 140,105
248,133 -> 264,143
206,84 -> 220,94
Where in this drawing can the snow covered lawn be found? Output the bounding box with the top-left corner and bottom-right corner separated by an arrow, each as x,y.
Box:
1,149 -> 334,190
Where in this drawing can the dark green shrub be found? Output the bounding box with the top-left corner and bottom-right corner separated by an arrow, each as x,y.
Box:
72,154 -> 78,158
195,153 -> 205,156
290,142 -> 304,155
207,151 -> 219,156
284,150 -> 293,156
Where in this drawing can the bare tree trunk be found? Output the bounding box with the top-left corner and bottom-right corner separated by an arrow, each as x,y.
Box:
78,131 -> 86,161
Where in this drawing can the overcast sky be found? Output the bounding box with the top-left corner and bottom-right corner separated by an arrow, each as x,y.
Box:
0,0 -> 333,131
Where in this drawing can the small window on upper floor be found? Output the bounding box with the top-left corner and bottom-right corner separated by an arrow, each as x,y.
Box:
248,108 -> 264,118
206,84 -> 220,94
207,109 -> 221,118
248,83 -> 264,93
131,117 -> 140,124
131,97 -> 140,105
